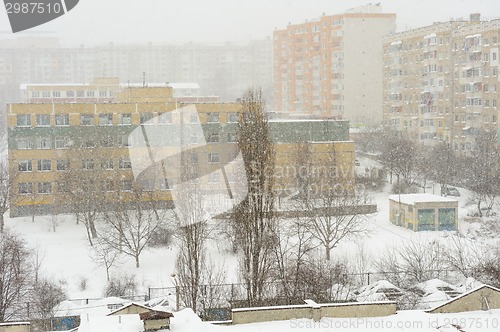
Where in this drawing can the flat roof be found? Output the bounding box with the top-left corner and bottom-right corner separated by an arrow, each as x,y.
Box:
389,194 -> 458,205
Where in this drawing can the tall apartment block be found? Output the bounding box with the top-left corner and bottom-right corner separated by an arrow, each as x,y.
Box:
7,80 -> 355,217
273,4 -> 396,123
383,14 -> 500,151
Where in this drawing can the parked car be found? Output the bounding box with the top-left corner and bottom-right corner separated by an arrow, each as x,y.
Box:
441,187 -> 460,197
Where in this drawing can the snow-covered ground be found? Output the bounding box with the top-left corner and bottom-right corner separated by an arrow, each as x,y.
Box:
2,154 -> 499,330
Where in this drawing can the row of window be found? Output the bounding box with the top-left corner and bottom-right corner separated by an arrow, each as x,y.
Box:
15,112 -> 240,127
18,179 -> 135,195
31,90 -> 113,98
16,135 -> 130,150
16,153 -> 225,173
15,131 -> 237,150
17,158 -> 132,172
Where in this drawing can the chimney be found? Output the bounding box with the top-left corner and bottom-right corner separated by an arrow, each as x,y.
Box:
469,13 -> 481,22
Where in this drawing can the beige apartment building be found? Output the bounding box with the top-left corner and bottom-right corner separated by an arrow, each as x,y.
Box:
274,4 -> 396,123
7,79 -> 355,217
383,14 -> 500,151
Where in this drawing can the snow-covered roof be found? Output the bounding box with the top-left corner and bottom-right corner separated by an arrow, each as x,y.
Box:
107,302 -> 152,316
424,33 -> 437,38
426,284 -> 500,313
168,83 -> 200,90
389,194 -> 458,205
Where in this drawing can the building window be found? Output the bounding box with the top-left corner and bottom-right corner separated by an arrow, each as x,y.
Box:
37,182 -> 52,194
118,113 -> 132,125
100,136 -> 114,148
208,172 -> 220,183
81,139 -> 95,148
103,179 -> 115,192
140,112 -> 154,124
119,157 -> 132,169
37,159 -> 51,171
206,112 -> 219,123
493,100 -> 497,107
86,91 -> 95,97
227,112 -> 239,123
36,114 -> 50,127
208,152 -> 220,163
55,137 -> 70,149
19,183 -> 33,195
56,159 -> 70,171
81,114 -> 94,126
18,160 -> 32,172
120,180 -> 133,191
52,91 -> 60,98
207,132 -> 219,143
99,90 -> 108,97
66,91 -> 75,97
156,179 -> 168,191
190,153 -> 198,164
16,114 -> 31,127
36,138 -> 51,150
118,135 -> 130,147
42,91 -> 50,98
56,181 -> 70,193
98,113 -> 113,126
31,91 -> 40,98
55,114 -> 70,126
157,112 -> 172,124
82,159 -> 94,170
76,90 -> 84,98
17,138 -> 32,150
101,159 -> 114,170
190,113 -> 198,124
227,132 -> 238,143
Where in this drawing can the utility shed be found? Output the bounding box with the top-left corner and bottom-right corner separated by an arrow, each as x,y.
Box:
427,285 -> 500,313
139,310 -> 174,331
389,194 -> 458,231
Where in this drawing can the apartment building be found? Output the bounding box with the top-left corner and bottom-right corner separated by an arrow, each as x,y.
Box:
274,4 -> 396,123
7,81 -> 354,217
383,14 -> 500,152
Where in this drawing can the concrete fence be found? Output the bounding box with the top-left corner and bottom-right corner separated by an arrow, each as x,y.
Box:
231,300 -> 397,324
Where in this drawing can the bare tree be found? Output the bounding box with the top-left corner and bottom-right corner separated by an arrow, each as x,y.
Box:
0,160 -> 12,232
380,130 -> 417,185
90,239 -> 121,281
270,219 -> 314,303
0,231 -> 32,321
464,130 -> 499,217
231,89 -> 277,305
296,143 -> 370,261
99,186 -> 165,268
174,179 -> 211,313
60,166 -> 108,246
29,278 -> 66,330
376,238 -> 446,288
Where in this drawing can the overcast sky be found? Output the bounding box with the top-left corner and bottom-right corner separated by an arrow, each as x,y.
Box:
0,0 -> 499,45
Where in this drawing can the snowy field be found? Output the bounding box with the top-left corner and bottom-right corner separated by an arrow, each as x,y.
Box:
3,160 -> 497,300
2,154 -> 500,331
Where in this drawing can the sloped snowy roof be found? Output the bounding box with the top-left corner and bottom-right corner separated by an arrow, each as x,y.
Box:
426,284 -> 500,313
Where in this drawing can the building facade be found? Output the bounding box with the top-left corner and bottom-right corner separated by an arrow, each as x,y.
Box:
389,194 -> 458,231
7,82 -> 354,217
273,4 -> 396,123
383,14 -> 500,151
